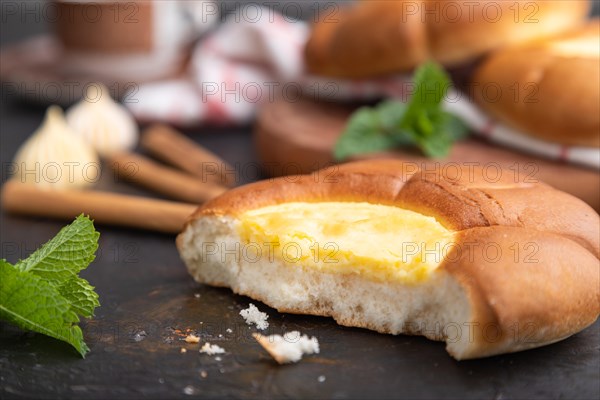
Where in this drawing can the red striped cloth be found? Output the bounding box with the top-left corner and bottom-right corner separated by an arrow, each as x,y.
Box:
127,8 -> 410,126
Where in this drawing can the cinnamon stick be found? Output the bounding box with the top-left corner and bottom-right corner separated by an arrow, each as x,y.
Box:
108,152 -> 227,204
1,180 -> 197,234
141,124 -> 236,187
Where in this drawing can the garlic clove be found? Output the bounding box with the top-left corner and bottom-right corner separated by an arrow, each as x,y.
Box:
66,84 -> 139,157
12,106 -> 100,190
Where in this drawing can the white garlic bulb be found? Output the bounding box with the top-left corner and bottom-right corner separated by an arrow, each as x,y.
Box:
66,84 -> 139,157
12,106 -> 100,190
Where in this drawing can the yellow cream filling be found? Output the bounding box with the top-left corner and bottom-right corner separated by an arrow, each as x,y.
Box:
238,202 -> 456,283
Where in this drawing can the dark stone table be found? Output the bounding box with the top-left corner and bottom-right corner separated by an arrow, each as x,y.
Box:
1,2 -> 598,399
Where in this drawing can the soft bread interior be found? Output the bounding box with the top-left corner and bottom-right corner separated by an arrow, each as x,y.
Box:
179,213 -> 476,359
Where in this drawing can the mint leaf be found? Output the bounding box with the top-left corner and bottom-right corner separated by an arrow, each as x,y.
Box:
375,100 -> 407,134
399,62 -> 467,157
0,261 -> 89,357
442,112 -> 469,141
15,215 -> 99,283
57,276 -> 100,319
401,61 -> 449,126
0,216 -> 100,357
333,107 -> 399,160
334,61 -> 468,160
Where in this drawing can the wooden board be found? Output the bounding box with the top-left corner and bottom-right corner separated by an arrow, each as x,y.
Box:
255,98 -> 600,210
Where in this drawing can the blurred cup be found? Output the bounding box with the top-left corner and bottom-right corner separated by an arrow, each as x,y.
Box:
53,0 -> 217,81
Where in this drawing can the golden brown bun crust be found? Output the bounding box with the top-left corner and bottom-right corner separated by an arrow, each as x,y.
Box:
305,0 -> 590,78
191,159 -> 599,257
445,226 -> 600,357
181,160 -> 600,358
306,1 -> 427,78
473,20 -> 600,147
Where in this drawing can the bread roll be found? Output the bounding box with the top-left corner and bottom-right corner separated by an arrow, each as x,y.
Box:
177,160 -> 599,360
305,0 -> 590,78
473,20 -> 600,147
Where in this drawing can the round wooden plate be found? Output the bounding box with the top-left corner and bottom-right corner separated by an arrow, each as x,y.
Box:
254,97 -> 600,210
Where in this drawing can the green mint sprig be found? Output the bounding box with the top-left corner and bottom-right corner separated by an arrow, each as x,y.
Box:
334,61 -> 469,160
0,215 -> 100,357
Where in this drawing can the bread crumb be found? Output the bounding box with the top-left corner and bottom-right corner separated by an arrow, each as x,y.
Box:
200,370 -> 207,378
184,334 -> 200,344
180,348 -> 187,354
318,375 -> 326,383
183,386 -> 195,395
240,303 -> 269,330
200,342 -> 225,355
133,330 -> 147,342
253,331 -> 319,364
